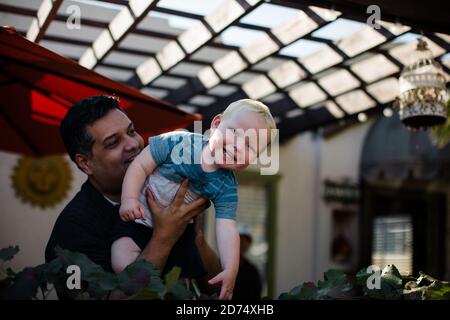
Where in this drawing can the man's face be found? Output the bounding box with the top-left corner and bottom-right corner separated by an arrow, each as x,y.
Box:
82,109 -> 144,194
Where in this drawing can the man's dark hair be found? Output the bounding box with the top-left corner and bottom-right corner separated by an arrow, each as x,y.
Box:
60,95 -> 124,163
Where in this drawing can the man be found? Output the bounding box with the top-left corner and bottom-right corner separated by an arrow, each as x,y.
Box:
45,95 -> 221,295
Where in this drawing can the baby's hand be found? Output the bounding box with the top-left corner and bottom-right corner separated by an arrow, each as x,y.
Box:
208,269 -> 237,300
119,198 -> 145,222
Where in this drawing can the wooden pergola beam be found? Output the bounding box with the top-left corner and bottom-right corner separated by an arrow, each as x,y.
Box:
79,0 -> 160,69
163,5 -> 339,105
127,0 -> 264,87
26,0 -> 63,43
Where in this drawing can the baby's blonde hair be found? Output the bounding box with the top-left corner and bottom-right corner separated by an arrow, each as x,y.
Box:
222,99 -> 276,130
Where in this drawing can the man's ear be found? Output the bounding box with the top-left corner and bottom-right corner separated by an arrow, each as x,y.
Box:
75,153 -> 93,175
210,114 -> 222,129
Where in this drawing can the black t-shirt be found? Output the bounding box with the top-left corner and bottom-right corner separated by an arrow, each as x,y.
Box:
111,216 -> 207,279
45,180 -> 123,272
45,179 -> 206,278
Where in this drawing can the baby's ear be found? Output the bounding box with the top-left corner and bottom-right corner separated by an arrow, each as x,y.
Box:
210,114 -> 222,129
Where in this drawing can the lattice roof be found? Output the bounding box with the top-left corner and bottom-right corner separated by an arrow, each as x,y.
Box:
1,0 -> 449,141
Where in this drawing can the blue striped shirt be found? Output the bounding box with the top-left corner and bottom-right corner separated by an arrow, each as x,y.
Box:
149,131 -> 238,220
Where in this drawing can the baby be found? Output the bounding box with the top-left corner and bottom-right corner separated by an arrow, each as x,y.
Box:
119,99 -> 276,299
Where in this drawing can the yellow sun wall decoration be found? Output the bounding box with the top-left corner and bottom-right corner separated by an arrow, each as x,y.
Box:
11,155 -> 72,209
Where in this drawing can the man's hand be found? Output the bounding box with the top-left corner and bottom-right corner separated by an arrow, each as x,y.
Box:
146,179 -> 210,248
194,210 -> 207,248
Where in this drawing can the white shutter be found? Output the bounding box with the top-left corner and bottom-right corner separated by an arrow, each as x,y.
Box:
372,215 -> 413,275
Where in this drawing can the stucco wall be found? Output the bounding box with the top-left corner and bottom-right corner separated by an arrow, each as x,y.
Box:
274,120 -> 373,295
0,151 -> 85,272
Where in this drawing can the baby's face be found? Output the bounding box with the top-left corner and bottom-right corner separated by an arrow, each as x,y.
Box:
209,110 -> 271,170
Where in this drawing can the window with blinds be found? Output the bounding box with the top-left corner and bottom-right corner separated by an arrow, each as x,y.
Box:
372,215 -> 413,275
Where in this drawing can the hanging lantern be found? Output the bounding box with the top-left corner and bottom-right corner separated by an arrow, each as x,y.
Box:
398,38 -> 448,129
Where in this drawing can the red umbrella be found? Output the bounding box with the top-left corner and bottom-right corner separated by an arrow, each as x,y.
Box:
0,26 -> 199,156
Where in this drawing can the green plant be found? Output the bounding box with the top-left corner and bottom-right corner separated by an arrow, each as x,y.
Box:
279,264 -> 450,300
430,99 -> 450,149
0,246 -> 193,300
2,246 -> 449,300
278,269 -> 353,300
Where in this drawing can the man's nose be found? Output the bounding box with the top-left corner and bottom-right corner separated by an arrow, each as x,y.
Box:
124,135 -> 140,151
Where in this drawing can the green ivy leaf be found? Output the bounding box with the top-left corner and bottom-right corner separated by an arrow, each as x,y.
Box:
403,287 -> 424,300
422,281 -> 450,300
164,283 -> 194,300
55,247 -> 105,280
55,247 -> 117,298
117,259 -> 164,296
161,266 -> 193,300
129,288 -> 161,300
416,272 -> 438,287
0,246 -> 19,262
278,284 -> 307,300
0,268 -> 39,300
163,273 -> 194,300
430,99 -> 450,149
365,280 -> 403,300
277,292 -> 291,300
164,266 -> 181,292
381,265 -> 402,289
316,270 -> 352,299
33,258 -> 73,299
278,271 -> 351,300
401,275 -> 417,283
406,272 -> 450,300
362,266 -> 402,299
356,267 -> 372,286
293,283 -> 319,300
357,265 -> 403,300
89,272 -> 118,298
319,270 -> 349,288
34,258 -> 63,284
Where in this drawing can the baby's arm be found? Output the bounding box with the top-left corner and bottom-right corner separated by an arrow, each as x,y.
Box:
120,145 -> 157,221
208,218 -> 240,300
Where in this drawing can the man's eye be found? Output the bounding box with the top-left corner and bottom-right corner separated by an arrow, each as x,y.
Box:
107,140 -> 119,148
128,128 -> 136,136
